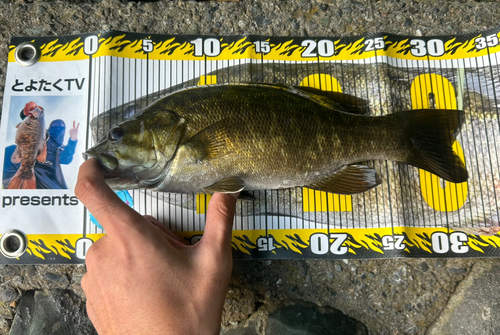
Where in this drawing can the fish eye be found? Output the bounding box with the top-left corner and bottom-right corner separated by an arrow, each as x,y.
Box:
108,127 -> 124,142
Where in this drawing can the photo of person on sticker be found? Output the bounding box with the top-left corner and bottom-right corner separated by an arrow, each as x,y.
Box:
2,101 -> 80,189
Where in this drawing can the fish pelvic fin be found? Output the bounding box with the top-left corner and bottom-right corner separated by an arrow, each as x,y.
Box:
238,191 -> 255,201
400,109 -> 468,183
36,142 -> 47,163
307,165 -> 382,195
204,176 -> 245,193
7,169 -> 36,189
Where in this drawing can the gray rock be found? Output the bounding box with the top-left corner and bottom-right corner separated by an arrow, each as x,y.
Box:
44,273 -> 70,287
25,266 -> 36,278
0,287 -> 17,303
221,319 -> 260,335
435,259 -> 447,269
417,262 -> 429,272
447,267 -> 467,275
9,290 -> 96,335
266,304 -> 367,335
0,266 -> 20,279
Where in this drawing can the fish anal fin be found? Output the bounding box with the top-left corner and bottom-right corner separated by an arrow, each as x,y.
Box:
204,176 -> 245,193
11,147 -> 21,164
37,142 -> 47,163
307,165 -> 382,195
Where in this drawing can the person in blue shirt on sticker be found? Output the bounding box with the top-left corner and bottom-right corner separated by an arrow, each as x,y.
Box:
3,108 -> 79,189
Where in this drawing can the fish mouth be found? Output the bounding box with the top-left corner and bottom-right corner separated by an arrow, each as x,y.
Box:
29,107 -> 44,119
85,149 -> 119,176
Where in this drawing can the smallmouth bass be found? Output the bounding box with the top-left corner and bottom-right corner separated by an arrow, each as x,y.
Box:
86,84 -> 468,195
8,102 -> 47,189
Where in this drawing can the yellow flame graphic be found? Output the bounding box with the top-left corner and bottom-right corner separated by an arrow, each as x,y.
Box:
465,233 -> 500,253
12,227 -> 500,262
179,226 -> 500,257
9,31 -> 500,63
17,234 -> 103,261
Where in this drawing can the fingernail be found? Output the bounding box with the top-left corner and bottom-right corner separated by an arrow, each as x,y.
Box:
230,192 -> 240,200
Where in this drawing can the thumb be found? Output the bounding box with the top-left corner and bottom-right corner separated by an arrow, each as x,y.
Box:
199,192 -> 239,255
75,159 -> 145,237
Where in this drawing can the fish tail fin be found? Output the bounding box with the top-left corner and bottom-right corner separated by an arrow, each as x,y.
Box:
400,109 -> 468,183
7,168 -> 36,189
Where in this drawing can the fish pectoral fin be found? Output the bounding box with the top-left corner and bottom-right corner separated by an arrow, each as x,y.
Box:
188,119 -> 233,160
15,122 -> 21,129
36,142 -> 47,163
11,147 -> 21,164
204,177 -> 245,193
307,165 -> 382,195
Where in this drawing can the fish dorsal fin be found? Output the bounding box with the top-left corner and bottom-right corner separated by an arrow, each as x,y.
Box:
235,83 -> 370,115
293,86 -> 370,115
307,165 -> 382,195
204,176 -> 245,193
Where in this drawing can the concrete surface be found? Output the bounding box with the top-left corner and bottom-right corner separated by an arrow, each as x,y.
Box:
426,261 -> 500,335
0,0 -> 500,334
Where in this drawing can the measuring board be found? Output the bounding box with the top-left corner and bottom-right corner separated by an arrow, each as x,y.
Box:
0,28 -> 499,264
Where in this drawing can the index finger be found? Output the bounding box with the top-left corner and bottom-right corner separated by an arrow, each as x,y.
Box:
75,159 -> 144,237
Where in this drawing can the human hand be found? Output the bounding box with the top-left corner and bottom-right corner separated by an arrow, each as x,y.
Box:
23,101 -> 38,116
76,159 -> 238,335
23,102 -> 43,119
69,121 -> 79,141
